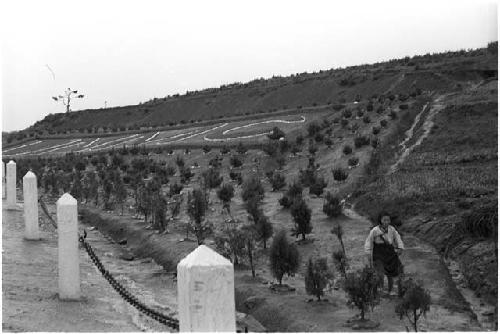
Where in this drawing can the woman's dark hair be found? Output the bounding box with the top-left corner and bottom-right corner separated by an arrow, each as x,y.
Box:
376,210 -> 391,225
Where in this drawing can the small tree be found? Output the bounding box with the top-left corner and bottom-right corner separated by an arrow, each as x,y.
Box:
268,126 -> 285,140
309,177 -> 327,197
269,230 -> 300,285
114,175 -> 128,215
202,168 -> 223,189
344,266 -> 381,321
242,224 -> 259,277
291,197 -> 312,240
241,174 -> 265,203
332,250 -> 348,279
269,172 -> 286,191
187,188 -> 212,245
230,155 -> 243,168
305,257 -> 333,301
217,183 -> 235,214
332,167 -> 348,182
236,142 -> 248,154
343,145 -> 353,155
395,279 -> 431,332
323,192 -> 342,218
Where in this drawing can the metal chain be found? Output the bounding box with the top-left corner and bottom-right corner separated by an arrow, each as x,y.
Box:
78,235 -> 180,330
38,196 -> 179,330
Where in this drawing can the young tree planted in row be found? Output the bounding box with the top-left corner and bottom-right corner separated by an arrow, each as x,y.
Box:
305,257 -> 333,301
270,230 -> 300,285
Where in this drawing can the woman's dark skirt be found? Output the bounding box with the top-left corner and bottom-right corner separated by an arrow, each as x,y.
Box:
373,242 -> 403,277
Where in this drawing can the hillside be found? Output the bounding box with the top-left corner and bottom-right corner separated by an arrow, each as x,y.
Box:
4,45 -> 497,146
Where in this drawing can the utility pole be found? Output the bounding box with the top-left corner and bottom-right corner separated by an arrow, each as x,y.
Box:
52,88 -> 85,113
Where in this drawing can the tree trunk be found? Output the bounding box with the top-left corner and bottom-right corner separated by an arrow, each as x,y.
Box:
413,310 -> 418,332
302,233 -> 306,241
360,308 -> 365,321
247,243 -> 255,278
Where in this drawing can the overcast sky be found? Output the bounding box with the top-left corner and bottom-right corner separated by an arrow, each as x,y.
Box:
1,0 -> 497,132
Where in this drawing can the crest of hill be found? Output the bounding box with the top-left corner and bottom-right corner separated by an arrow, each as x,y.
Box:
5,43 -> 498,144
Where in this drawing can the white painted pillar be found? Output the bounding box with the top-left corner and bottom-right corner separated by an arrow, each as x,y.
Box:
2,161 -> 5,199
23,171 -> 39,240
177,245 -> 236,332
56,193 -> 80,300
6,160 -> 17,208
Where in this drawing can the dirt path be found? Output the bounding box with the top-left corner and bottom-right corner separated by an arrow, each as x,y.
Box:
2,201 -> 175,332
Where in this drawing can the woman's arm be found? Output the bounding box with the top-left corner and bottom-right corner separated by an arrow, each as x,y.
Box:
391,227 -> 404,251
364,228 -> 376,265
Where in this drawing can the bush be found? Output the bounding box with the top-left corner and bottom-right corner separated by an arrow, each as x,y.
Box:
390,110 -> 397,119
209,155 -> 222,168
309,177 -> 327,197
323,192 -> 342,218
241,175 -> 265,202
169,182 -> 183,196
295,134 -> 304,145
332,168 -> 348,182
371,138 -> 379,148
333,117 -> 340,124
308,142 -> 318,156
372,126 -> 380,135
367,103 -> 374,112
269,172 -> 286,191
341,119 -> 349,128
220,145 -> 230,155
268,126 -> 285,140
217,183 -> 235,212
357,109 -> 364,118
348,156 -> 359,167
291,197 -> 312,240
395,279 -> 431,332
229,171 -> 243,184
307,122 -> 322,137
363,115 -> 371,124
236,142 -> 248,154
342,109 -> 352,118
202,168 -> 223,189
399,104 -> 409,110
354,136 -> 370,148
314,132 -> 324,143
324,137 -> 333,148
269,230 -> 300,285
305,258 -> 333,301
230,156 -> 243,168
380,119 -> 388,127
343,145 -> 353,155
344,266 -> 381,321
202,145 -> 212,153
262,140 -> 279,157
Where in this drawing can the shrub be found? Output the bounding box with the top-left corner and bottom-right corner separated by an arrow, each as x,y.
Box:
333,117 -> 340,124
342,109 -> 352,118
295,134 -> 304,145
341,119 -> 349,128
175,155 -> 185,168
354,136 -> 370,148
348,156 -> 359,167
372,126 -> 380,135
202,168 -> 223,189
229,171 -> 243,184
268,126 -> 285,140
332,250 -> 348,278
217,183 -> 235,213
371,138 -> 379,148
323,192 -> 342,218
270,172 -> 286,191
324,137 -> 333,148
307,122 -> 322,137
308,142 -> 318,156
305,258 -> 333,301
390,110 -> 397,119
309,177 -> 327,197
169,182 -> 183,196
230,156 -> 243,168
399,104 -> 409,110
314,132 -> 324,143
344,266 -> 381,321
332,167 -> 348,182
220,145 -> 230,155
209,155 -> 222,168
262,140 -> 279,157
343,145 -> 353,155
241,175 -> 265,202
367,103 -> 374,112
357,110 -> 364,118
269,230 -> 300,285
236,142 -> 248,154
395,279 -> 431,332
291,197 -> 312,240
380,119 -> 388,127
363,115 -> 371,124
202,145 -> 212,153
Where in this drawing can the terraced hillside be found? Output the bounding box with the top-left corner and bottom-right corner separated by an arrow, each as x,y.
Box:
3,46 -> 497,145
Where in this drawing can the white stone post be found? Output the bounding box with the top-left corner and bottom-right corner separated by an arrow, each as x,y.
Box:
177,245 -> 236,332
2,161 -> 5,199
6,160 -> 17,208
56,193 -> 80,300
23,171 -> 39,240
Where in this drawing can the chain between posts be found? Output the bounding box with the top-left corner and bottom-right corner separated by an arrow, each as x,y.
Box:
38,196 -> 180,331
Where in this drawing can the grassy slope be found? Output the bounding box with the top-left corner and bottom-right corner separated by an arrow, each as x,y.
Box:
11,49 -> 495,140
353,76 -> 498,305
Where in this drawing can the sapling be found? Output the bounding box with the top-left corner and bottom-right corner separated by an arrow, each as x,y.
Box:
395,279 -> 431,332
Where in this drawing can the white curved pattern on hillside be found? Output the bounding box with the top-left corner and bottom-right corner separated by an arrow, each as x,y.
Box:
31,139 -> 83,154
2,139 -> 41,153
204,116 -> 305,142
77,134 -> 140,152
148,123 -> 229,145
145,132 -> 160,142
83,138 -> 100,148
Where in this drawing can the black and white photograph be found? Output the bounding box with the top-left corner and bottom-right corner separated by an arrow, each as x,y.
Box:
1,0 -> 498,332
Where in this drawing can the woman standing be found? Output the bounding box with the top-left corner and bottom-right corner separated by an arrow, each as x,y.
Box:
364,211 -> 404,296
